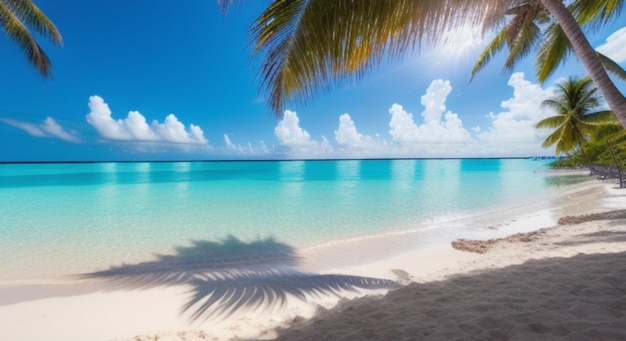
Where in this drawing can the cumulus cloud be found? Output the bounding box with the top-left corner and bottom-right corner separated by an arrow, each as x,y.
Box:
334,114 -> 388,157
270,73 -> 556,159
476,72 -> 555,156
85,95 -> 209,146
1,116 -> 81,143
274,110 -> 332,158
597,27 -> 626,63
335,114 -> 387,151
389,79 -> 472,146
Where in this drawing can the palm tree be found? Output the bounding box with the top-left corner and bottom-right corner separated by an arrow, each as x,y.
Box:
1,0 -> 63,77
237,0 -> 626,128
472,0 -> 548,79
536,76 -> 619,165
471,0 -> 626,83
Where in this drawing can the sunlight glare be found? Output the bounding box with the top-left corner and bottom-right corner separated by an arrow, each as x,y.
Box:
431,25 -> 485,64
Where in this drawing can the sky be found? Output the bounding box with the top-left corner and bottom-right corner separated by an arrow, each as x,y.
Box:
1,1 -> 625,162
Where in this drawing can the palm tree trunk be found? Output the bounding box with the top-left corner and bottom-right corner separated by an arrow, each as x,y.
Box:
607,138 -> 625,187
540,0 -> 626,127
573,126 -> 593,169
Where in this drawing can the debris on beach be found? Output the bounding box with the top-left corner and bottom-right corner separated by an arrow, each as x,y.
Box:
558,210 -> 626,225
451,230 -> 546,254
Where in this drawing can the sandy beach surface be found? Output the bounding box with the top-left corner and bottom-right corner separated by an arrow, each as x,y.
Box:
1,177 -> 625,340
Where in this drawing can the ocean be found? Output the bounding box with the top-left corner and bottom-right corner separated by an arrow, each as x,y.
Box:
0,158 -> 588,282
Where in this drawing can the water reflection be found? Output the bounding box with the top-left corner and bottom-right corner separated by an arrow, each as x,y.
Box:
96,163 -> 119,212
131,163 -> 151,206
279,161 -> 305,199
391,159 -> 416,192
100,162 -> 118,185
422,159 -> 461,213
336,160 -> 360,197
173,162 -> 191,199
134,162 -> 152,183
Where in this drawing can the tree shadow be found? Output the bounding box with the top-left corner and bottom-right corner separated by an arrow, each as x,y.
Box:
273,251 -> 626,340
81,235 -> 399,321
554,229 -> 626,246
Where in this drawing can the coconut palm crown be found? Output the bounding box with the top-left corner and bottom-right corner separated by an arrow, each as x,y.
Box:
472,0 -> 626,83
1,0 -> 62,77
537,76 -> 618,160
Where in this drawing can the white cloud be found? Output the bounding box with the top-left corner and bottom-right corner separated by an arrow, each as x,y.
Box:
85,95 -> 209,147
476,72 -> 555,156
274,110 -> 332,158
334,114 -> 388,157
274,110 -> 312,146
223,133 -> 269,155
1,116 -> 81,143
389,79 -> 472,145
268,73 -> 556,159
597,27 -> 626,63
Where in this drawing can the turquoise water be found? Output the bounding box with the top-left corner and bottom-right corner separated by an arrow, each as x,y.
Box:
0,159 -> 584,281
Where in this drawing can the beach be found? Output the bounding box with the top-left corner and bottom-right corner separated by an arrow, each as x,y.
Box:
1,177 -> 625,340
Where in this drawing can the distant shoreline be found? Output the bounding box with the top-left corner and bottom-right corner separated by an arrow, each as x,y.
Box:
0,156 -> 559,164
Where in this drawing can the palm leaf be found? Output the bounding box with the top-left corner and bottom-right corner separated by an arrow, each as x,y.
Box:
597,52 -> 626,81
579,110 -> 620,126
250,0 -> 513,116
537,76 -> 619,158
0,0 -> 62,77
536,115 -> 565,129
535,23 -> 571,83
2,0 -> 62,43
571,0 -> 624,30
541,98 -> 565,112
470,28 -> 507,79
503,20 -> 539,72
542,127 -> 566,150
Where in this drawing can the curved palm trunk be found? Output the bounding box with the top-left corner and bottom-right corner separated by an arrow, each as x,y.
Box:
540,0 -> 626,127
606,138 -> 625,187
573,126 -> 592,169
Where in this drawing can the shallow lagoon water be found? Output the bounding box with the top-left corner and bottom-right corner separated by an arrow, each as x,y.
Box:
0,159 -> 589,282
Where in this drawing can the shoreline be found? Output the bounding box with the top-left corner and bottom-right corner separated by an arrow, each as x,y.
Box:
0,178 -> 624,340
0,176 -> 603,288
275,218 -> 626,340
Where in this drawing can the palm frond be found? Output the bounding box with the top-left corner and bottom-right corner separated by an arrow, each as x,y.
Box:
480,0 -> 509,35
537,76 -> 619,158
535,23 -> 571,83
503,20 -> 540,71
571,0 -> 624,30
2,0 -> 62,44
470,28 -> 507,80
0,0 -> 62,77
536,115 -> 565,129
250,0 -> 512,116
597,52 -> 626,81
580,110 -> 620,125
541,126 -> 567,150
541,98 -> 565,112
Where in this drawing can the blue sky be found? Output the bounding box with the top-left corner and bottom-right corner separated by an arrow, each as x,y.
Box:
1,1 -> 625,161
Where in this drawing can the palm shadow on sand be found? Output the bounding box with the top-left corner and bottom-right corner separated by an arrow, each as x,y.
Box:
81,235 -> 399,321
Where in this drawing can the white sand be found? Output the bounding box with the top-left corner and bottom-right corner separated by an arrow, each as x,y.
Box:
1,179 -> 625,340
